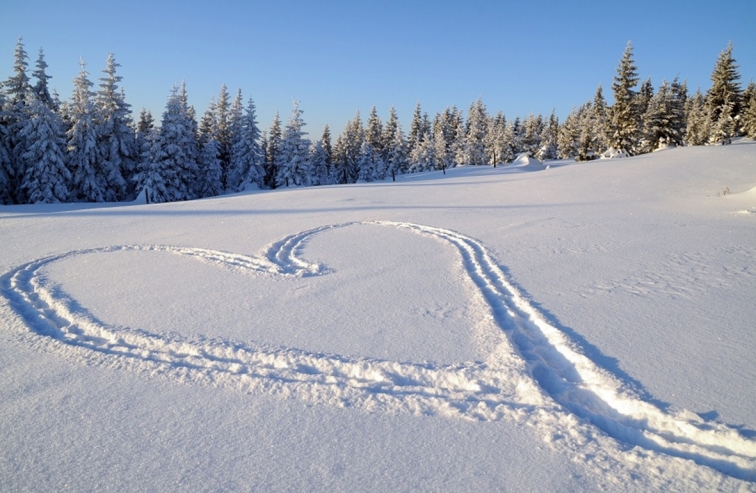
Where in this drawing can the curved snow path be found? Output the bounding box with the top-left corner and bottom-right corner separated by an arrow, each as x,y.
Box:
2,220 -> 754,481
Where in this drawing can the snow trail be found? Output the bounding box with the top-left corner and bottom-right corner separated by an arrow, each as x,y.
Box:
1,221 -> 754,481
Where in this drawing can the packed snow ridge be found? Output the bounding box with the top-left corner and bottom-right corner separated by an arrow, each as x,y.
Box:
2,220 -> 755,481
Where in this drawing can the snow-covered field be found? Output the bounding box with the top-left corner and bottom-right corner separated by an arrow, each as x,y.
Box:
1,142 -> 755,492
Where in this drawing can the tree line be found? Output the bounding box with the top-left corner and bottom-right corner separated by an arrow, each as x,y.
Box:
1,38 -> 754,204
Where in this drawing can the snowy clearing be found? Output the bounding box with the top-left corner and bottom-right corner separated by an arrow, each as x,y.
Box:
1,141 -> 756,491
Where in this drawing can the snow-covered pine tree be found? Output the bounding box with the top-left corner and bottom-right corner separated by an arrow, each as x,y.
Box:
213,84 -> 233,189
537,110 -> 559,161
309,138 -> 330,186
156,85 -> 200,201
229,97 -> 264,191
463,98 -> 488,165
0,94 -> 12,204
320,124 -> 333,183
380,107 -> 399,163
608,42 -> 641,155
333,111 -> 363,184
195,103 -> 223,198
133,126 -> 173,204
706,43 -> 742,141
407,103 -> 424,158
366,106 -> 383,157
591,85 -> 609,154
264,112 -> 282,189
408,130 -> 436,173
32,48 -> 56,111
520,113 -> 544,158
67,60 -> 105,202
383,126 -> 405,180
483,111 -> 507,166
18,94 -> 70,203
2,37 -> 33,203
741,83 -> 756,139
357,140 -> 378,181
95,54 -> 133,200
277,100 -> 310,187
684,89 -> 709,146
557,106 -> 582,159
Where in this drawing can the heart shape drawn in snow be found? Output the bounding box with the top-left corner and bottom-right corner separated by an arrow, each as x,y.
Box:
2,220 -> 755,481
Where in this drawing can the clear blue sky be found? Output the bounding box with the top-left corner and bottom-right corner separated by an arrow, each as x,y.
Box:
2,0 -> 754,136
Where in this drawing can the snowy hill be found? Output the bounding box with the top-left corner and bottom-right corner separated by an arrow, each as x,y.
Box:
1,141 -> 756,491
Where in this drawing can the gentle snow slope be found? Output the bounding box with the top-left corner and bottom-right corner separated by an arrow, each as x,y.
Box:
1,141 -> 755,491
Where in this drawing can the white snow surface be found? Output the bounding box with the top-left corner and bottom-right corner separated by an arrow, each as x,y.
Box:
2,140 -> 756,491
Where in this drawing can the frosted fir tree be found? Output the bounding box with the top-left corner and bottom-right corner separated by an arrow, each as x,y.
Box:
608,42 -> 641,155
67,60 -> 105,202
320,125 -> 333,181
520,113 -> 544,158
277,100 -> 311,187
483,111 -> 507,167
366,106 -> 383,156
195,104 -> 223,198
308,138 -> 330,186
684,89 -> 709,146
591,85 -> 609,154
557,106 -> 581,159
18,95 -> 70,203
133,127 -> 174,204
333,111 -> 364,184
464,98 -> 488,165
384,122 -> 407,182
264,112 -> 282,189
537,111 -> 560,161
157,85 -> 200,201
706,43 -> 742,141
32,48 -> 56,111
741,84 -> 756,138
95,54 -> 133,200
229,97 -> 264,191
380,107 -> 399,163
0,92 -> 14,204
2,37 -> 33,202
211,84 -> 233,189
357,140 -> 378,182
408,131 -> 437,173
407,103 -> 425,157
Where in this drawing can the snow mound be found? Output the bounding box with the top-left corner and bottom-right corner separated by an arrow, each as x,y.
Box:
601,147 -> 628,159
510,153 -> 546,171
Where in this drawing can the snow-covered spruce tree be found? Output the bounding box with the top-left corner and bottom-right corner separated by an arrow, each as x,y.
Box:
591,85 -> 609,154
264,112 -> 282,189
333,111 -> 363,184
380,107 -> 399,163
463,98 -> 488,165
2,37 -> 33,203
195,103 -> 223,198
95,54 -> 133,200
408,131 -> 436,173
742,84 -> 756,138
277,100 -> 310,187
67,60 -> 106,202
537,110 -> 559,161
365,106 -> 383,157
212,84 -> 233,189
319,124 -> 333,183
706,42 -> 742,141
712,100 -> 736,145
483,111 -> 507,166
684,89 -> 709,146
433,109 -> 458,172
0,92 -> 12,204
742,81 -> 756,119
608,42 -> 641,155
18,94 -> 70,203
383,116 -> 407,182
228,97 -> 264,191
557,105 -> 584,159
520,113 -> 544,158
308,138 -> 330,186
133,126 -> 173,204
407,103 -> 424,159
156,85 -> 200,201
32,48 -> 56,111
357,140 -> 378,181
